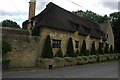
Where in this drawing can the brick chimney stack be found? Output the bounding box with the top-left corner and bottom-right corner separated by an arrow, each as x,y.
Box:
28,0 -> 36,35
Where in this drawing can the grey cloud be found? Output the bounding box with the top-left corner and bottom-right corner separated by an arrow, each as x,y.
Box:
118,1 -> 120,11
99,1 -> 118,10
0,10 -> 27,16
36,0 -> 54,11
37,2 -> 48,11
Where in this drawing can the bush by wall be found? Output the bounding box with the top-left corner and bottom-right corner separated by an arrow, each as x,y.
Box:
55,49 -> 63,58
104,43 -> 109,54
2,40 -> 12,54
80,40 -> 87,56
90,41 -> 96,55
98,42 -> 104,54
110,45 -> 114,54
32,26 -> 40,36
66,37 -> 74,57
42,35 -> 54,58
75,49 -> 80,57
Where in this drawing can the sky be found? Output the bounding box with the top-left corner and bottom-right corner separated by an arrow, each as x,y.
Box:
0,0 -> 119,27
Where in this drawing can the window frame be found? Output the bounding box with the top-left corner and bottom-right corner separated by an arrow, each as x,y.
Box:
52,39 -> 61,48
75,40 -> 79,48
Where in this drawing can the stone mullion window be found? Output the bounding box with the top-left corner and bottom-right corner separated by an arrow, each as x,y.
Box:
52,39 -> 61,48
75,41 -> 79,48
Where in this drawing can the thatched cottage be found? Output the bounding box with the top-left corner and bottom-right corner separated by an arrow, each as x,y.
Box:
23,1 -> 114,56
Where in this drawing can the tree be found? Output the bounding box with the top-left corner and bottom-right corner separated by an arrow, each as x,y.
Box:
80,40 -> 87,56
41,35 -> 53,58
55,49 -> 63,57
104,43 -> 109,54
110,12 -> 120,53
90,41 -> 96,55
1,20 -> 20,28
66,37 -> 74,57
73,10 -> 109,24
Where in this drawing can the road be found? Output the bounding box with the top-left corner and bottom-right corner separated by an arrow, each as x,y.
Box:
2,61 -> 118,78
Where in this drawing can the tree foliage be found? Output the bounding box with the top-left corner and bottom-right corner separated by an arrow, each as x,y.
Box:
42,35 -> 53,58
1,20 -> 20,28
66,37 -> 74,57
80,40 -> 87,56
73,10 -> 109,24
110,12 -> 120,53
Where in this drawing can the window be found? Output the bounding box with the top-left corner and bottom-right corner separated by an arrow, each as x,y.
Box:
107,34 -> 108,38
75,41 -> 79,48
52,39 -> 61,48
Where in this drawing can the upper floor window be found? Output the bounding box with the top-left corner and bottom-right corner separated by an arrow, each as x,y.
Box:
75,40 -> 79,48
107,34 -> 108,38
52,39 -> 61,48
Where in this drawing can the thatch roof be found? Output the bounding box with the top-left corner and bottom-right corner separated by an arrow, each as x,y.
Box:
27,2 -> 106,40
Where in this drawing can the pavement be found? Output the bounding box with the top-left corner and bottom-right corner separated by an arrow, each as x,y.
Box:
2,61 -> 119,78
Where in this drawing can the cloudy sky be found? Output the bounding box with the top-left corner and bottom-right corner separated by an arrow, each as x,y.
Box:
0,0 -> 119,27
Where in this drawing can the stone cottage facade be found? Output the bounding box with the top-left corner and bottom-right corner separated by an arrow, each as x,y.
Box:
23,2 -> 114,56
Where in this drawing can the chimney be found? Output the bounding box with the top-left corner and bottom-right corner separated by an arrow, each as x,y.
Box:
28,0 -> 36,19
76,10 -> 84,17
28,0 -> 36,35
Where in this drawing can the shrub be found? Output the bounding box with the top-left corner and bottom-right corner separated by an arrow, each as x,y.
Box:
104,43 -> 109,54
65,57 -> 73,62
66,37 -> 74,57
55,49 -> 63,58
75,49 -> 80,57
32,26 -> 40,36
2,40 -> 12,54
98,42 -> 104,54
81,40 -> 87,56
41,35 -> 54,58
86,50 -> 90,56
90,41 -> 96,55
110,45 -> 114,54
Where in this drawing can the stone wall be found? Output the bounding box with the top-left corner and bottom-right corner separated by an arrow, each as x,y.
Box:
37,54 -> 118,69
1,27 -> 29,35
38,27 -> 101,56
1,26 -> 108,68
2,33 -> 40,67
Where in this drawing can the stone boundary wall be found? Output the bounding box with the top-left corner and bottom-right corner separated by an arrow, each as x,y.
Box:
2,33 -> 40,67
37,54 -> 118,69
0,27 -> 29,35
